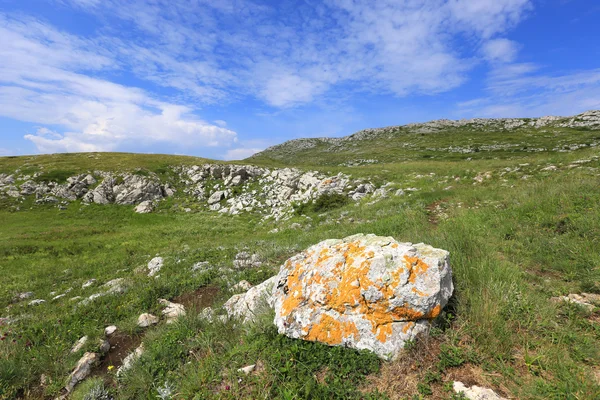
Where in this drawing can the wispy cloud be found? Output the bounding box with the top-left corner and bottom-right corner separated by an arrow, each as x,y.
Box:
2,0 -> 537,154
459,66 -> 600,117
0,13 -> 237,154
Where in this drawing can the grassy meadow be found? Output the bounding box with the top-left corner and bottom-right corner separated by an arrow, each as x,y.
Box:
1,138 -> 599,398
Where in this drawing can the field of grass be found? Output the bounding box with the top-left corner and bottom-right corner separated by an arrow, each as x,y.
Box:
1,138 -> 600,398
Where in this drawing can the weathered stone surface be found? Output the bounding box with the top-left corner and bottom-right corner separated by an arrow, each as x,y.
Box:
453,382 -> 506,400
135,200 -> 154,214
207,190 -> 226,205
70,336 -> 88,353
148,257 -> 164,277
105,325 -> 117,336
66,352 -> 98,392
159,299 -> 186,323
272,234 -> 453,359
117,344 -> 144,377
224,275 -> 279,323
137,313 -> 159,327
551,293 -> 599,311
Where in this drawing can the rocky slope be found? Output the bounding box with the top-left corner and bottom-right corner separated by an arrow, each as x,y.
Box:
0,164 -> 394,220
252,110 -> 600,164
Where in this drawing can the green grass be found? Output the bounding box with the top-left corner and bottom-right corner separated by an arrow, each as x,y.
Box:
1,140 -> 600,398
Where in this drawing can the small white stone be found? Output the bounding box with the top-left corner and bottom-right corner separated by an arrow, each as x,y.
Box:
237,364 -> 256,375
104,325 -> 117,336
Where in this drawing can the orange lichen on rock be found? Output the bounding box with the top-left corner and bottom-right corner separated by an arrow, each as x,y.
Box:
305,314 -> 360,345
404,255 -> 429,283
272,235 -> 453,359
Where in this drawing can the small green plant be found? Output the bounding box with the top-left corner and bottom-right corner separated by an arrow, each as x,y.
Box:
294,192 -> 350,215
33,169 -> 75,183
438,344 -> 465,370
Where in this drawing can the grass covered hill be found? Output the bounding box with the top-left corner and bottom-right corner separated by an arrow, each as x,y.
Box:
1,111 -> 600,399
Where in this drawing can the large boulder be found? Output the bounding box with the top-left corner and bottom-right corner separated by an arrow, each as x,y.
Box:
272,234 -> 452,359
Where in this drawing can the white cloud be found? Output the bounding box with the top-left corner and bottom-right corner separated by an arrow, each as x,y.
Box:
481,39 -> 519,63
0,13 -> 237,154
54,0 -> 534,107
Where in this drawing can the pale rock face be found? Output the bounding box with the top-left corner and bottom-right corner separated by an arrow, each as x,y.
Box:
159,299 -> 186,323
70,336 -> 88,353
272,234 -> 453,360
231,280 -> 253,292
135,200 -> 154,214
207,190 -> 226,205
117,344 -> 144,377
148,257 -> 164,277
137,313 -> 159,327
105,325 -> 117,336
224,275 -> 279,323
28,299 -> 46,306
66,352 -> 98,392
453,382 -> 507,400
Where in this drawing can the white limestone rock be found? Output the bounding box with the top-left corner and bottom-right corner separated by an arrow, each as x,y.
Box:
66,352 -> 98,392
224,276 -> 279,323
148,257 -> 164,277
272,234 -> 453,360
453,382 -> 507,400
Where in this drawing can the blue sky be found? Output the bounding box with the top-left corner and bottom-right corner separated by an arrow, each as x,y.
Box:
0,0 -> 599,160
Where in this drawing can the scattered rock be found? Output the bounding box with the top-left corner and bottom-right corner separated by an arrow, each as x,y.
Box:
137,313 -> 159,328
207,190 -> 226,205
148,257 -> 164,277
98,339 -> 111,354
552,293 -> 600,311
28,299 -> 46,306
272,233 -> 453,360
135,200 -> 154,214
17,292 -> 34,301
224,276 -> 279,323
191,261 -> 210,272
117,344 -> 144,377
105,325 -> 117,336
82,279 -> 97,289
66,352 -> 98,392
70,336 -> 88,353
237,364 -> 256,375
453,381 -> 506,400
159,299 -> 186,323
233,252 -> 262,269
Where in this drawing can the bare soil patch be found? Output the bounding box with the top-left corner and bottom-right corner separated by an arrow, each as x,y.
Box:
173,286 -> 220,311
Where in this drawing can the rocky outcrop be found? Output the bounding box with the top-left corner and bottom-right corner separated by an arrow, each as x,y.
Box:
271,234 -> 453,359
177,164 -> 371,220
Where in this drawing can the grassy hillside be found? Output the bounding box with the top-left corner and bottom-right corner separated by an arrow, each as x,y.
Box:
250,112 -> 600,167
1,120 -> 600,399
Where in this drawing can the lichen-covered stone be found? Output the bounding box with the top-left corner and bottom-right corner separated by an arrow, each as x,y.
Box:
272,234 -> 453,359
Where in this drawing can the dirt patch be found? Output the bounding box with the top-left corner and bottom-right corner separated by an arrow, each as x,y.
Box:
363,335 -> 508,400
95,333 -> 143,374
425,199 -> 448,226
173,286 -> 220,312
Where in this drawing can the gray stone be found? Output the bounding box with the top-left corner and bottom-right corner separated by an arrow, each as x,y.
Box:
137,313 -> 159,327
135,200 -> 154,214
148,257 -> 164,277
453,382 -> 506,400
66,352 -> 98,392
208,190 -> 226,205
272,234 -> 453,360
70,336 -> 88,353
224,275 -> 279,323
